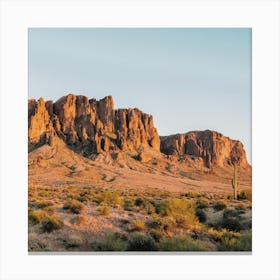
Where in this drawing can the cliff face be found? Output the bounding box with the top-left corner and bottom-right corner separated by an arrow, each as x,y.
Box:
28,94 -> 249,169
28,94 -> 160,154
160,130 -> 249,168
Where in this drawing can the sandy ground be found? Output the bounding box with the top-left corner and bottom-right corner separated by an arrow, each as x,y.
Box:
28,140 -> 252,196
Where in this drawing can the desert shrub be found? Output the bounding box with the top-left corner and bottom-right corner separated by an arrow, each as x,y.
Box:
149,229 -> 163,242
43,206 -> 55,215
196,197 -> 209,209
152,199 -> 198,230
64,235 -> 83,249
123,200 -> 133,211
223,209 -> 240,219
195,208 -> 207,223
134,198 -> 144,206
238,231 -> 252,251
127,233 -> 157,251
218,230 -> 252,251
145,203 -> 155,215
38,190 -> 50,198
213,201 -> 227,211
158,235 -> 207,251
97,204 -> 111,216
36,200 -> 54,209
92,232 -> 127,251
155,200 -> 169,216
148,217 -> 176,232
28,210 -> 47,225
166,198 -> 198,229
98,190 -> 123,206
208,228 -> 240,242
131,219 -> 146,231
220,217 -> 243,232
40,215 -> 64,233
237,189 -> 252,201
63,199 -> 84,214
77,196 -> 88,203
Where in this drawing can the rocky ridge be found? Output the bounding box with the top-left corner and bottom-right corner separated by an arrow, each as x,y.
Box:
28,94 -> 249,169
160,130 -> 248,168
28,94 -> 160,155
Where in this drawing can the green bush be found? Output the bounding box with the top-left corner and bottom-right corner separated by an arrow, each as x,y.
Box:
134,198 -> 144,206
92,232 -> 127,251
149,229 -> 163,242
213,201 -> 227,211
40,215 -> 64,233
223,209 -> 240,219
127,233 -> 157,251
218,230 -> 252,251
195,208 -> 207,223
63,199 -> 84,214
123,200 -> 133,211
97,204 -> 111,216
159,235 -> 207,251
77,196 -> 88,203
155,201 -> 169,216
220,217 -> 243,232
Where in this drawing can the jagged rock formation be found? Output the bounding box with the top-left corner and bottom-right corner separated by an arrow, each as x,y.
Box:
28,94 -> 160,154
28,94 -> 249,169
160,130 -> 249,168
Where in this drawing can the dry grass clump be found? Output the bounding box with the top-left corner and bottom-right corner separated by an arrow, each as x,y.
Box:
130,219 -> 146,231
96,190 -> 123,206
36,200 -> 54,209
28,210 -> 47,225
97,204 -> 111,216
63,199 -> 84,214
40,215 -> 64,233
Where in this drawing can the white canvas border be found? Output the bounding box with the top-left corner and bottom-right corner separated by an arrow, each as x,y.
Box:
0,0 -> 279,280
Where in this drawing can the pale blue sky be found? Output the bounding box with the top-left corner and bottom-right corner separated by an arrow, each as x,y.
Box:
29,28 -> 251,162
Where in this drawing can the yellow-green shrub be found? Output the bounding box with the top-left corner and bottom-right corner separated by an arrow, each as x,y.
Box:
131,219 -> 146,231
97,205 -> 111,216
63,199 -> 84,214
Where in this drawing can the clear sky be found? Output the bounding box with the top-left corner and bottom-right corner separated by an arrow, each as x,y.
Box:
29,28 -> 251,162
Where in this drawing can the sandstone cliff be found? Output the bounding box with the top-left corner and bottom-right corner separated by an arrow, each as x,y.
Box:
28,94 -> 160,154
160,130 -> 249,168
28,94 -> 249,169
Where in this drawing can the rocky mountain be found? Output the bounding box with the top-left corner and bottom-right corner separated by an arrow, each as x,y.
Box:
28,94 -> 249,169
28,94 -> 160,155
160,130 -> 248,168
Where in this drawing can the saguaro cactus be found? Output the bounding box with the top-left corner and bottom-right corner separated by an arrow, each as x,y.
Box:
232,164 -> 239,200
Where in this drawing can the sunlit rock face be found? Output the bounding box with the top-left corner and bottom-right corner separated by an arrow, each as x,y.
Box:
28,94 -> 160,154
160,130 -> 249,168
